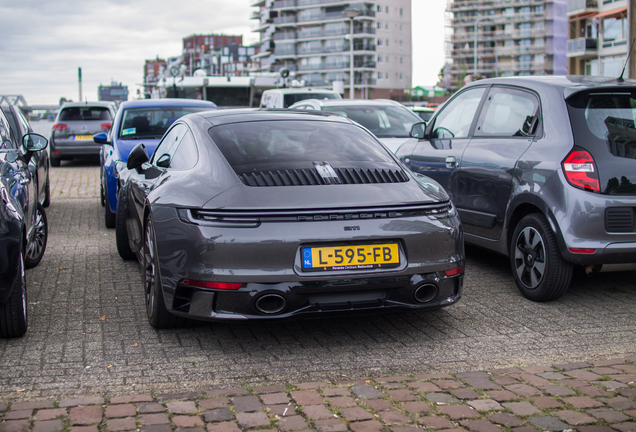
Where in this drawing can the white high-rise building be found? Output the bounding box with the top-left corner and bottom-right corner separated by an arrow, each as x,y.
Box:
251,0 -> 412,99
447,0 -> 568,90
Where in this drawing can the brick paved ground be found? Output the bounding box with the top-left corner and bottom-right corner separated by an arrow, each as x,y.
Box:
1,161 -> 636,432
1,356 -> 635,432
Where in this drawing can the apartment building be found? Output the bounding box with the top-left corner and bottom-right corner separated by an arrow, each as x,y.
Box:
251,0 -> 412,99
447,0 -> 568,90
567,0 -> 629,77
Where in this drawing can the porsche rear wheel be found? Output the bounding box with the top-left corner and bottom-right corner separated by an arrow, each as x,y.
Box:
144,215 -> 181,329
0,250 -> 28,338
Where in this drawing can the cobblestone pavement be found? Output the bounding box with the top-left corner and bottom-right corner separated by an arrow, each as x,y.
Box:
1,356 -> 636,432
1,161 -> 636,431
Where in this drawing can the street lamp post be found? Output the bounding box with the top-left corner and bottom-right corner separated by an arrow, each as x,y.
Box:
344,8 -> 361,99
473,17 -> 489,78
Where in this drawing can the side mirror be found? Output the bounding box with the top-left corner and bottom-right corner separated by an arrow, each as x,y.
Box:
93,132 -> 110,144
409,122 -> 427,139
127,143 -> 149,170
22,133 -> 48,152
155,154 -> 171,168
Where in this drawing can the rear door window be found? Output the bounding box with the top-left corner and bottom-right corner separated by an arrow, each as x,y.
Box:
475,87 -> 540,137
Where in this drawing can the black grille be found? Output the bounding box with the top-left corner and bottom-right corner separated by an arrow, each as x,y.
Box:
240,168 -> 409,187
605,207 -> 635,233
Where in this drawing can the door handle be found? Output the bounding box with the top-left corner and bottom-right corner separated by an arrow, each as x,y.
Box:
445,156 -> 456,169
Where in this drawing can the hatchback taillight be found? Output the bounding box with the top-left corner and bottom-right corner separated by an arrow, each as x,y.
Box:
52,123 -> 67,131
562,150 -> 600,192
101,122 -> 112,131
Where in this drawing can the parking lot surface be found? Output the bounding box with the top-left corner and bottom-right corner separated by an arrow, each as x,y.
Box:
1,162 -> 635,406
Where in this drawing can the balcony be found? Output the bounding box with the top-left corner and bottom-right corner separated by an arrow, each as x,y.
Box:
274,32 -> 297,40
568,0 -> 598,14
298,10 -> 375,24
273,0 -> 297,9
567,37 -> 597,57
274,16 -> 297,24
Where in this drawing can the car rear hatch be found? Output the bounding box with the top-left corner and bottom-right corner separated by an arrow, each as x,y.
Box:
53,106 -> 112,144
566,88 -> 636,196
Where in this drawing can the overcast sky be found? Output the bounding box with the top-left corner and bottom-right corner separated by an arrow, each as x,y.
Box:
0,1 -> 446,105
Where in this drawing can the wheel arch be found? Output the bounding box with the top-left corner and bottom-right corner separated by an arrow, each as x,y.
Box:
505,195 -> 566,258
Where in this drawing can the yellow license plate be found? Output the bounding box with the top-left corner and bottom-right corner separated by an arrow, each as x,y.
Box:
74,135 -> 93,140
301,243 -> 400,272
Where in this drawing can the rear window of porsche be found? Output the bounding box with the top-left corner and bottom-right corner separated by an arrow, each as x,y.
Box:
208,120 -> 406,186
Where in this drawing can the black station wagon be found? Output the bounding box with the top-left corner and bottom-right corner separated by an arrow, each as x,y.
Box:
398,75 -> 636,302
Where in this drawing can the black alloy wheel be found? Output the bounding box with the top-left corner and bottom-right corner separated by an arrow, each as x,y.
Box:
510,213 -> 572,302
25,203 -> 48,269
115,190 -> 136,261
143,215 -> 181,329
0,250 -> 28,338
104,188 -> 116,228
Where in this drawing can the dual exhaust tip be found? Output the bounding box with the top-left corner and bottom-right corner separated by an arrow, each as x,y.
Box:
253,282 -> 439,315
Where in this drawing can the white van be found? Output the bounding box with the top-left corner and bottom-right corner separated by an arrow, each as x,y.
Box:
259,88 -> 342,109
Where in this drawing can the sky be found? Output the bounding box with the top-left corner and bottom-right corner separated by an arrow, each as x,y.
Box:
0,0 -> 446,105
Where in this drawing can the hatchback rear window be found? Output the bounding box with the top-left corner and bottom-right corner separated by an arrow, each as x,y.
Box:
59,107 -> 111,121
208,120 -> 398,176
567,91 -> 636,160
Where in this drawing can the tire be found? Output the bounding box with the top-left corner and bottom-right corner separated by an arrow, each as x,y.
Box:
25,203 -> 48,269
510,213 -> 573,302
50,157 -> 60,167
144,215 -> 182,329
104,188 -> 116,228
0,250 -> 28,338
42,177 -> 51,208
116,191 -> 136,261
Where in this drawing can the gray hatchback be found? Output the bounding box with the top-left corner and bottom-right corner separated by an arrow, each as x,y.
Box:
399,75 -> 636,302
50,101 -> 116,166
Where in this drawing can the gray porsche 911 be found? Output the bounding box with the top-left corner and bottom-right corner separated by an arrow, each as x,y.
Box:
115,109 -> 464,329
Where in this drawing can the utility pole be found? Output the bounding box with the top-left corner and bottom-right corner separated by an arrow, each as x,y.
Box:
78,67 -> 83,102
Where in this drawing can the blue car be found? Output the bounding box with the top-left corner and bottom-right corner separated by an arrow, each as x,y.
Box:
95,99 -> 218,227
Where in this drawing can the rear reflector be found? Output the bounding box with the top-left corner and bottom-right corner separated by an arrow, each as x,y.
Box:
569,248 -> 596,254
562,150 -> 600,192
179,279 -> 242,290
52,123 -> 67,131
101,122 -> 112,131
444,267 -> 463,277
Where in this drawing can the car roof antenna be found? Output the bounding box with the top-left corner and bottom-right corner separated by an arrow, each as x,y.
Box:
617,38 -> 636,84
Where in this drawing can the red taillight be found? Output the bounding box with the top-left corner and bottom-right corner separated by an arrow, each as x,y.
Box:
444,267 -> 463,277
52,123 -> 67,131
101,122 -> 112,131
569,248 -> 596,254
179,279 -> 243,290
562,150 -> 600,192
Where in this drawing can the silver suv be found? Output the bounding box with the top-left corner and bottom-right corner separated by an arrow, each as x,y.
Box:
398,75 -> 636,301
50,101 -> 116,166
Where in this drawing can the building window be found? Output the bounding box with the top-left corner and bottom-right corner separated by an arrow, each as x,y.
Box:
399,56 -> 403,64
385,55 -> 389,62
378,56 -> 382,63
399,24 -> 403,32
399,8 -> 403,16
399,40 -> 403,49
386,72 -> 389,79
378,39 -> 383,46
400,73 -> 403,80
385,23 -> 389,30
378,72 -> 382,79
377,21 -> 382,29
385,6 -> 389,13
377,5 -> 381,12
386,39 -> 389,46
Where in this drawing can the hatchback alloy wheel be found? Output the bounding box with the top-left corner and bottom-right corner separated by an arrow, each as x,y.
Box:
513,226 -> 545,289
510,214 -> 572,302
